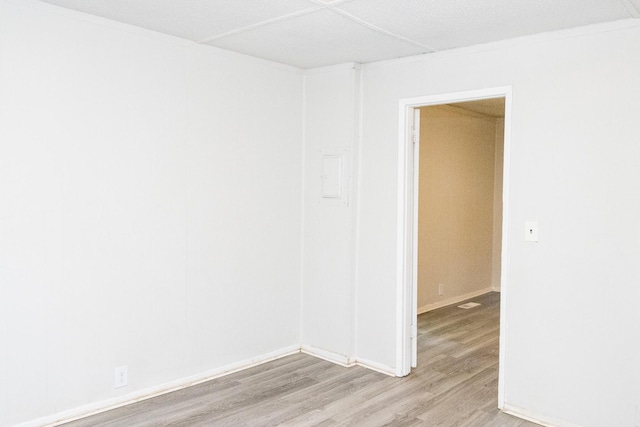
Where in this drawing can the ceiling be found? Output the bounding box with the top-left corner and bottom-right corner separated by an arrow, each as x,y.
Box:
38,0 -> 640,69
449,98 -> 505,118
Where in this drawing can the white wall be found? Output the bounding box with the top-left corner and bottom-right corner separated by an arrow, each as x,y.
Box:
355,20 -> 640,427
301,64 -> 360,363
0,1 -> 302,426
3,1 -> 640,426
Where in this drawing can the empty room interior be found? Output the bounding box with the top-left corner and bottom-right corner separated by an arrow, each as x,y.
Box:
1,1 -> 640,426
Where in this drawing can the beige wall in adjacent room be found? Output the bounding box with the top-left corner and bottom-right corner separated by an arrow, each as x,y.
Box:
417,105 -> 503,310
492,118 -> 505,290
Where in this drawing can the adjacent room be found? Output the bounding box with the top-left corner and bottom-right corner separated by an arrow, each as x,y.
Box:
417,99 -> 505,314
2,1 -> 640,426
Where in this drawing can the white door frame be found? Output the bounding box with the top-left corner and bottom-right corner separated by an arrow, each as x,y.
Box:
395,86 -> 512,409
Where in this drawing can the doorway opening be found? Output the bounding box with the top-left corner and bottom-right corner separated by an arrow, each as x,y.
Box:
396,87 -> 512,409
417,99 -> 505,313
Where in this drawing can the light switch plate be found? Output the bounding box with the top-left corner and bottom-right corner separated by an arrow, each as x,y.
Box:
525,221 -> 538,242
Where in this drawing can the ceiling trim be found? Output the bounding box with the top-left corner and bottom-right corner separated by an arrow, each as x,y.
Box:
303,61 -> 359,75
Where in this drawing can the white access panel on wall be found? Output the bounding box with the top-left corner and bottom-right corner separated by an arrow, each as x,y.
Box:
320,148 -> 349,206
321,155 -> 342,198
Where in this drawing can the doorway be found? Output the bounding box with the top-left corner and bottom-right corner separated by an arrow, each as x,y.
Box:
417,99 -> 505,313
396,87 -> 512,409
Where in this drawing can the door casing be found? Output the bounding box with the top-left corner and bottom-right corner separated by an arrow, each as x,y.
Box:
395,86 -> 512,409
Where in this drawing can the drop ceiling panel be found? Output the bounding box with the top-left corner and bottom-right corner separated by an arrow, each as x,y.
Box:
337,0 -> 633,50
38,0 -> 316,41
35,0 -> 639,68
207,9 -> 427,68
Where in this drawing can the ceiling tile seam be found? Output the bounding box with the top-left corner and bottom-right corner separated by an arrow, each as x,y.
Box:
307,0 -> 357,6
329,8 -> 438,52
619,0 -> 640,17
196,5 -> 327,43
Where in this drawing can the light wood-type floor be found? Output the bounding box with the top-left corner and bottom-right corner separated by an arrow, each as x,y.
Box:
63,292 -> 539,426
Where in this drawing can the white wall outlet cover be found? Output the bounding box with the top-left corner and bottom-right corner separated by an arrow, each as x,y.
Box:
525,220 -> 538,242
114,365 -> 128,389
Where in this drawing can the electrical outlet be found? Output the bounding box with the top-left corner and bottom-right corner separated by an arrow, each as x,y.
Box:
438,284 -> 444,296
114,366 -> 128,389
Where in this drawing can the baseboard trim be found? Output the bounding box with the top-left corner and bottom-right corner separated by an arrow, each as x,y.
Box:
27,345 -> 300,427
417,287 -> 496,314
300,344 -> 352,367
502,403 -> 583,427
300,345 -> 396,377
25,344 -> 396,427
354,357 -> 396,376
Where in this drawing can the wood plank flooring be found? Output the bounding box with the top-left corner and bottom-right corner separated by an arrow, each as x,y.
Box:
62,292 -> 539,426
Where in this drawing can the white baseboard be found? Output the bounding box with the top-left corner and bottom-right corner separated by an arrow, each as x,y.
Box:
354,357 -> 396,376
300,345 -> 396,377
502,404 -> 583,427
300,344 -> 353,367
24,344 -> 397,427
24,345 -> 300,427
417,287 -> 497,314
